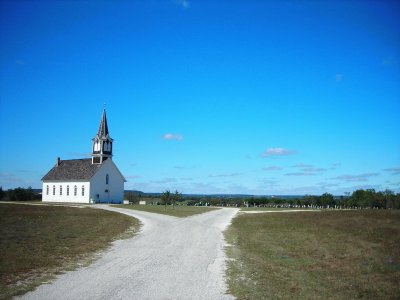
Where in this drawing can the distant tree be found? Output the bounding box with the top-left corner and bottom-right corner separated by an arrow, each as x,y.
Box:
320,193 -> 335,207
0,187 -> 4,200
172,190 -> 182,209
383,189 -> 395,209
161,190 -> 171,211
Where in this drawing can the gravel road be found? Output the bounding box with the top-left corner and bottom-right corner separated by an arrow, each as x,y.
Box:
20,206 -> 239,300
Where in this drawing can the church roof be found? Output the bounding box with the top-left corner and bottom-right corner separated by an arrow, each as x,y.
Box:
42,159 -> 102,181
97,109 -> 109,138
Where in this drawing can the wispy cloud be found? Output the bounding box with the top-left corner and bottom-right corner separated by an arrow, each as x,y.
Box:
383,167 -> 400,175
383,57 -> 397,65
261,147 -> 295,158
330,163 -> 341,170
209,173 -> 241,178
180,177 -> 193,181
288,163 -> 326,176
126,175 -> 142,179
335,73 -> 343,82
163,133 -> 183,141
151,177 -> 177,184
262,166 -> 283,171
285,172 -> 316,176
292,163 -> 313,168
173,0 -> 189,9
16,60 -> 25,65
331,173 -> 379,182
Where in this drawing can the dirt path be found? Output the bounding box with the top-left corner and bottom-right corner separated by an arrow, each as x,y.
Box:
20,206 -> 239,300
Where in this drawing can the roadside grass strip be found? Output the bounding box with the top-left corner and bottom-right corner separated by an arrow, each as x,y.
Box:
224,210 -> 400,299
0,203 -> 140,299
113,204 -> 218,217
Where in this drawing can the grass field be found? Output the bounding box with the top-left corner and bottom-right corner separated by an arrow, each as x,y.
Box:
224,210 -> 400,299
0,203 -> 140,299
113,204 -> 218,217
240,207 -> 319,211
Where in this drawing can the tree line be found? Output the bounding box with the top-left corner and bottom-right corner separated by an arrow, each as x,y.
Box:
0,187 -> 41,201
2,187 -> 399,209
213,189 -> 400,209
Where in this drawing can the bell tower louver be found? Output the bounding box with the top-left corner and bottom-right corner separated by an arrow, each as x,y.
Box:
92,109 -> 113,164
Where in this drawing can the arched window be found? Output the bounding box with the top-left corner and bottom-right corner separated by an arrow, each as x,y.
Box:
82,185 -> 85,196
46,185 -> 49,195
60,185 -> 62,196
106,174 -> 109,185
67,185 -> 70,196
74,185 -> 77,196
53,185 -> 55,195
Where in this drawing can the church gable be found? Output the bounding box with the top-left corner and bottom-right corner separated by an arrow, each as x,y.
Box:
94,158 -> 126,183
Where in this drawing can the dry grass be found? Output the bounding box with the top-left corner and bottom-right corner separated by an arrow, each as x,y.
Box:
0,203 -> 140,299
224,210 -> 400,299
113,204 -> 218,217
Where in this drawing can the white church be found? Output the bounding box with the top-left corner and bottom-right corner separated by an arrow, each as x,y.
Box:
42,109 -> 126,204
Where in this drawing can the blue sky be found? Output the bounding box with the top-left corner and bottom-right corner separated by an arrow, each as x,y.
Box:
1,0 -> 399,195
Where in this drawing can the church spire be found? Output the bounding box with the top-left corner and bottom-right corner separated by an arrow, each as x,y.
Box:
97,108 -> 109,138
92,108 -> 113,164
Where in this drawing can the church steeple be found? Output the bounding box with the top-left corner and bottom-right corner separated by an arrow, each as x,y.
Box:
92,109 -> 113,164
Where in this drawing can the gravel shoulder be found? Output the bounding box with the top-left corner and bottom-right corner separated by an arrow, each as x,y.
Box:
20,206 -> 239,300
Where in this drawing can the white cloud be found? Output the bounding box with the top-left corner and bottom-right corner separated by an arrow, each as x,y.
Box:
331,173 -> 379,182
261,147 -> 295,157
163,133 -> 183,141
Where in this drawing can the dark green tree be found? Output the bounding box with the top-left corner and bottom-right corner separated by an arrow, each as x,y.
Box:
161,190 -> 171,211
172,190 -> 182,209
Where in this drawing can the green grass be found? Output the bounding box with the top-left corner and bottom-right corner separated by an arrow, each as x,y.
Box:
0,203 -> 140,300
113,204 -> 218,217
224,210 -> 400,299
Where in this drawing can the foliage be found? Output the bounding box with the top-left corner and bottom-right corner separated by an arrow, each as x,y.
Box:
203,189 -> 400,209
171,190 -> 182,209
0,187 -> 41,201
161,190 -> 171,211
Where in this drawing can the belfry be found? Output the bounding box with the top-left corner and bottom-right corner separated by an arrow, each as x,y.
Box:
92,109 -> 113,164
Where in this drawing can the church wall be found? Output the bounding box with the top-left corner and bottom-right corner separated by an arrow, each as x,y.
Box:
90,160 -> 124,204
42,181 -> 91,203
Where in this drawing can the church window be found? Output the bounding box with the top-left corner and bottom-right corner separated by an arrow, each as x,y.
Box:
106,174 -> 109,185
74,185 -> 77,196
82,185 -> 85,196
46,185 -> 49,195
60,185 -> 62,196
67,185 -> 70,196
53,185 -> 55,195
